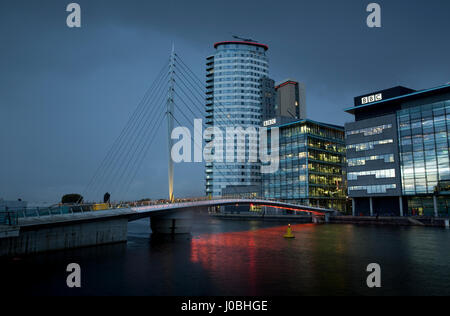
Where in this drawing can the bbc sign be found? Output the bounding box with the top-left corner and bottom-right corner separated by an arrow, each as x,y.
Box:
361,93 -> 383,105
263,118 -> 277,127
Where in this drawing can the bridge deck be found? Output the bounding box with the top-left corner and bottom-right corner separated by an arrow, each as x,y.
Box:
4,199 -> 333,228
130,199 -> 331,220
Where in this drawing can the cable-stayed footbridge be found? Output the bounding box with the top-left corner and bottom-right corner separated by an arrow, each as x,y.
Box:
0,49 -> 336,256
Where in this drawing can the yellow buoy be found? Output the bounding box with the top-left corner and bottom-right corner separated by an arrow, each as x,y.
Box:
283,224 -> 295,239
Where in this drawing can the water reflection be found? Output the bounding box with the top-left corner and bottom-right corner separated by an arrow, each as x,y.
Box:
1,218 -> 449,296
190,223 -> 352,295
190,223 -> 450,295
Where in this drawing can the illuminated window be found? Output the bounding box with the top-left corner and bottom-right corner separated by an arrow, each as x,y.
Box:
347,154 -> 394,166
347,169 -> 396,181
349,184 -> 396,194
346,139 -> 393,151
346,124 -> 392,137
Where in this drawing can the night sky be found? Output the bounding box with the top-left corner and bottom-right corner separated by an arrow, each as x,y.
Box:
1,0 -> 449,204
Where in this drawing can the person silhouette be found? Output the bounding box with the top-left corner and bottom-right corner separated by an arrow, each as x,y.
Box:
104,192 -> 111,204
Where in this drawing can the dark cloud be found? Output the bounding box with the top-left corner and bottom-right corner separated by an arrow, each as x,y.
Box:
0,0 -> 449,203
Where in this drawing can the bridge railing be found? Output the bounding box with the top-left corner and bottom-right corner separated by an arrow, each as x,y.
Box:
0,211 -> 19,226
126,196 -> 282,207
0,204 -> 109,219
127,197 -> 334,215
0,197 -> 333,221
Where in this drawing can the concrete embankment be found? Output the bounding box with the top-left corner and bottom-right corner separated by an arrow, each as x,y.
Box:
329,216 -> 448,227
0,209 -> 134,257
211,213 -> 449,228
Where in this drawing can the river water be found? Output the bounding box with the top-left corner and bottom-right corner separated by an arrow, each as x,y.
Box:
2,214 -> 450,296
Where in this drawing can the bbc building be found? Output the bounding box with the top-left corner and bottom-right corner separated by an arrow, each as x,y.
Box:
345,84 -> 450,217
262,119 -> 347,212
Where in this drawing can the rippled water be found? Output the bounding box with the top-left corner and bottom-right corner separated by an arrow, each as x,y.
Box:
2,214 -> 450,296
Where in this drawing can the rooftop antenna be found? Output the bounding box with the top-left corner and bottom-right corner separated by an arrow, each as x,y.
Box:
232,35 -> 257,43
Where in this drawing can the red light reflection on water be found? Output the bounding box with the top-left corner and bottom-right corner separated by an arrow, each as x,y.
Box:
190,224 -> 316,294
254,204 -> 324,216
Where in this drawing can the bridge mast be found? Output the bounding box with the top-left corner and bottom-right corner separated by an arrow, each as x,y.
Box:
167,44 -> 175,203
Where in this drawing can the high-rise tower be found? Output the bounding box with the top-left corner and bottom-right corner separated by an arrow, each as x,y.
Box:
205,40 -> 270,197
275,79 -> 306,120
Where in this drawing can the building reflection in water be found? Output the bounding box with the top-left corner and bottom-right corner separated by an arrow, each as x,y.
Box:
190,223 -> 331,295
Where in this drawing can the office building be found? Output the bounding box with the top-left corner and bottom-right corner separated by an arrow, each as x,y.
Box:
262,119 -> 347,212
345,84 -> 450,216
260,77 -> 277,120
261,79 -> 307,121
275,79 -> 306,120
205,40 -> 269,196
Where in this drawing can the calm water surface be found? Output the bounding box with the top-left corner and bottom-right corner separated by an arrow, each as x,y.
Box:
2,214 -> 450,296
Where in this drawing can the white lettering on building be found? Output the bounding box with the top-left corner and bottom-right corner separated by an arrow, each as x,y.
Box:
361,93 -> 382,105
263,118 -> 277,127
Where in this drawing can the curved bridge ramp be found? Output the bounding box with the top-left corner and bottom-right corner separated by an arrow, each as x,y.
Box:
129,199 -> 332,221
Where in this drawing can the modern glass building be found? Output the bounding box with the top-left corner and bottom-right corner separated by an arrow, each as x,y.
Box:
345,84 -> 450,216
205,41 -> 270,196
262,119 -> 347,212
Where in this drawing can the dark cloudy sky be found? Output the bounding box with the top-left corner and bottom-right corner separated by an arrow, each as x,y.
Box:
1,0 -> 449,204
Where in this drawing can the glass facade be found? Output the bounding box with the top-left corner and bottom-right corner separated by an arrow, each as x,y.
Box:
262,120 -> 347,212
397,101 -> 450,195
397,100 -> 450,215
345,84 -> 450,216
206,42 -> 269,196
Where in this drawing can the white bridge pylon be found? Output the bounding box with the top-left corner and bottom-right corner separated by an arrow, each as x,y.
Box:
166,44 -> 175,203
